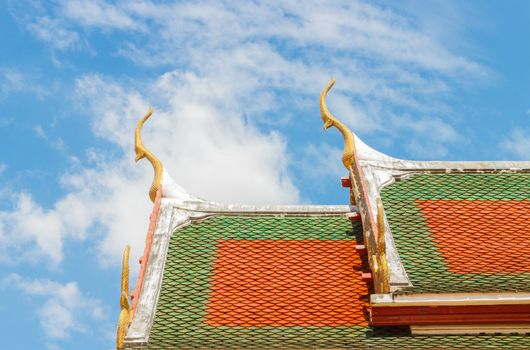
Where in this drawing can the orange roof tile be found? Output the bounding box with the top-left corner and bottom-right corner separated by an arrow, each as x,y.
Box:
204,240 -> 368,327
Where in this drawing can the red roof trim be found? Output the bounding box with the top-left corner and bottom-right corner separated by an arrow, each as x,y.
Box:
371,304 -> 530,326
131,187 -> 162,312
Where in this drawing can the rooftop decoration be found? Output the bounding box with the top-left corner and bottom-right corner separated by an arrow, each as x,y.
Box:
319,78 -> 355,170
134,107 -> 163,202
320,79 -> 390,294
116,245 -> 132,349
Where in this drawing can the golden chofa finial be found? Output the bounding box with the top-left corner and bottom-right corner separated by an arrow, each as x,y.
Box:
134,107 -> 163,202
320,79 -> 356,170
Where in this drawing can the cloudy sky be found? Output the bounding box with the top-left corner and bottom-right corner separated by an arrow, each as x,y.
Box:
0,1 -> 529,349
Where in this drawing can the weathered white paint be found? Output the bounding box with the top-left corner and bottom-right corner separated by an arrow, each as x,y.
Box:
124,201 -> 178,346
166,199 -> 355,214
161,168 -> 205,203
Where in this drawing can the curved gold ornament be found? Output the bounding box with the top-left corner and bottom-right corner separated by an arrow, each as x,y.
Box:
320,79 -> 356,170
116,245 -> 132,349
135,107 -> 163,202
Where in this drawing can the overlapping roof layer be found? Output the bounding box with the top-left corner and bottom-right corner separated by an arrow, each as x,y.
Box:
134,215 -> 530,349
381,173 -> 530,294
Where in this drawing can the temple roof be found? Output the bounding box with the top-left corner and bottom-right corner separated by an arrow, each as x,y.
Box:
119,83 -> 530,349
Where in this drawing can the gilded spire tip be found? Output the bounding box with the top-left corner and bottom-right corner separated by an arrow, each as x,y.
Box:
134,107 -> 163,202
319,79 -> 356,169
320,78 -> 336,130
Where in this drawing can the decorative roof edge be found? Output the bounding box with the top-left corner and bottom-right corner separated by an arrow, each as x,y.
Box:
370,292 -> 530,328
165,199 -> 354,214
124,200 -> 176,347
321,80 -> 392,294
354,131 -> 530,171
131,189 -> 163,313
350,120 -> 530,168
372,292 -> 530,306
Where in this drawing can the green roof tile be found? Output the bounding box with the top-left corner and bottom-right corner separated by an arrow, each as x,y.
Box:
381,173 -> 530,294
131,215 -> 530,349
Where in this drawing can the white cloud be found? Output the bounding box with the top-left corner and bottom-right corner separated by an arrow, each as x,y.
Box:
34,125 -> 67,152
300,143 -> 344,180
501,128 -> 530,159
72,73 -> 300,264
86,0 -> 481,152
406,139 -> 451,159
102,0 -> 481,75
2,0 -> 488,269
0,161 -> 153,268
60,161 -> 155,267
45,343 -> 61,350
73,68 -> 300,265
295,143 -> 345,200
0,68 -> 47,99
28,16 -> 80,50
0,69 -> 300,267
74,72 -> 299,205
1,273 -> 105,339
0,192 -> 92,265
62,0 -> 138,30
390,115 -> 459,158
12,1 -> 486,113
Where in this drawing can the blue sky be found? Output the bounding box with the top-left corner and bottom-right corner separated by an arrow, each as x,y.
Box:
0,1 -> 528,349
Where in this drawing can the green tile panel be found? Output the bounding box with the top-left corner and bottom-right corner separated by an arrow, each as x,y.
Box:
380,173 -> 530,294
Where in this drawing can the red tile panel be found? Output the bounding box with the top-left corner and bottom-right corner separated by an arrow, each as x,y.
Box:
417,200 -> 530,274
205,240 -> 368,327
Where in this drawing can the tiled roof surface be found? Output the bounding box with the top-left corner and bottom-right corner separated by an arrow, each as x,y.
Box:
381,173 -> 530,294
139,215 -> 530,349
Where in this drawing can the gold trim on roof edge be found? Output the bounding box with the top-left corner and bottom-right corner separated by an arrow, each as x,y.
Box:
117,245 -> 132,349
319,78 -> 356,170
135,107 -> 163,202
377,197 -> 390,293
320,79 -> 390,293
